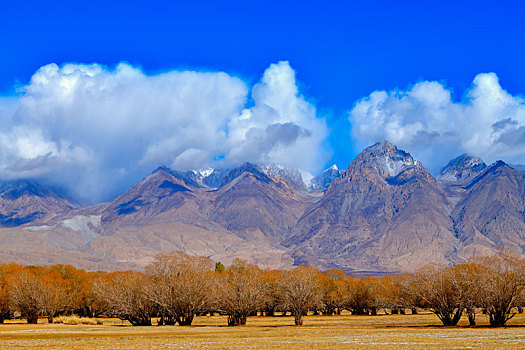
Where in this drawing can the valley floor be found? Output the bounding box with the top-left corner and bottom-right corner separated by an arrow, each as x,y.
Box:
0,313 -> 524,349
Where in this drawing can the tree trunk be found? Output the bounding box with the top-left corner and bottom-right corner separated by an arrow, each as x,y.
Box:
370,307 -> 377,316
489,309 -> 511,327
353,308 -> 367,315
399,308 -> 405,315
294,313 -> 303,326
391,308 -> 398,315
467,308 -> 476,326
129,316 -> 152,326
411,308 -> 418,315
238,314 -> 247,325
27,312 -> 38,324
47,315 -> 53,324
177,314 -> 194,326
436,308 -> 463,326
227,314 -> 247,326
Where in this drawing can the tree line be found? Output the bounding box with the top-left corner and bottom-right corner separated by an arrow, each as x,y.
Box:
0,251 -> 523,327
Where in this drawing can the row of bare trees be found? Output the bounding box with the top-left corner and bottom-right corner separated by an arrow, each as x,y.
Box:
0,264 -> 100,324
0,251 -> 523,327
396,254 -> 525,326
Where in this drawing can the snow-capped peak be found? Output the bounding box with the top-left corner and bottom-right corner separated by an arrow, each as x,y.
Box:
357,141 -> 419,178
438,154 -> 486,182
194,167 -> 215,178
307,164 -> 343,190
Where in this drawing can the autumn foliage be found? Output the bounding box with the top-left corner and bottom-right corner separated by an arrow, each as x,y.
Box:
0,251 -> 523,327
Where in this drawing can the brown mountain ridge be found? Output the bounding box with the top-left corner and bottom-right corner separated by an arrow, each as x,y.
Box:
0,141 -> 524,273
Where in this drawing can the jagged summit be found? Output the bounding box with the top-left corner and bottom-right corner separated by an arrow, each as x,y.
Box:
438,154 -> 486,182
150,166 -> 203,188
151,165 -> 230,189
152,162 -> 344,192
307,164 -> 343,190
367,140 -> 398,152
219,162 -> 273,187
351,140 -> 420,178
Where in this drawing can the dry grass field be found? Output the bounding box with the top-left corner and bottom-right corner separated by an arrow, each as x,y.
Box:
0,312 -> 524,349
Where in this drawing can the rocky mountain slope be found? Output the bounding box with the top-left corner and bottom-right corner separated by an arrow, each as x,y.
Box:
1,141 -> 524,273
286,141 -> 456,272
452,161 -> 525,258
0,180 -> 75,227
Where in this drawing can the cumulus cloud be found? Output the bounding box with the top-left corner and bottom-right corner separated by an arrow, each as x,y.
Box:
349,73 -> 525,172
226,61 -> 328,171
0,61 -> 327,202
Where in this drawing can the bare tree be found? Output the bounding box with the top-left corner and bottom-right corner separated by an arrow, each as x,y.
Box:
475,252 -> 525,326
9,271 -> 44,324
261,269 -> 284,316
145,251 -> 214,326
452,263 -> 484,326
279,266 -> 323,326
340,276 -> 380,315
215,259 -> 266,326
94,271 -> 155,326
410,264 -> 465,326
41,278 -> 69,323
319,270 -> 346,315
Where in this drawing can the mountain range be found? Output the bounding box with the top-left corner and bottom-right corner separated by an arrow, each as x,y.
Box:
0,141 -> 524,274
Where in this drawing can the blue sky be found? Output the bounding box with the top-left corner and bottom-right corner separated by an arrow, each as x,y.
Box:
1,0 -> 525,201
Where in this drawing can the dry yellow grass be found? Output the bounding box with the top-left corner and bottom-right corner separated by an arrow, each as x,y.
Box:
0,312 -> 524,349
52,315 -> 103,325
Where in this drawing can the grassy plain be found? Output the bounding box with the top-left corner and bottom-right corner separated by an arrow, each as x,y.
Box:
0,312 -> 524,349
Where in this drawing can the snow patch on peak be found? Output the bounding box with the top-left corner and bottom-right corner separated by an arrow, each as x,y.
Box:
375,154 -> 417,177
438,154 -> 487,182
194,167 -> 215,178
355,141 -> 420,178
308,164 -> 343,190
259,163 -> 286,176
259,163 -> 307,189
300,169 -> 314,183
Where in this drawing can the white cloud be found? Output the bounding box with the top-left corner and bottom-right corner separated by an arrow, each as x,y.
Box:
0,61 -> 328,202
226,61 -> 328,171
349,73 -> 525,172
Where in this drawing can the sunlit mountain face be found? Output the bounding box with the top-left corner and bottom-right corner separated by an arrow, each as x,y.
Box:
0,141 -> 523,273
